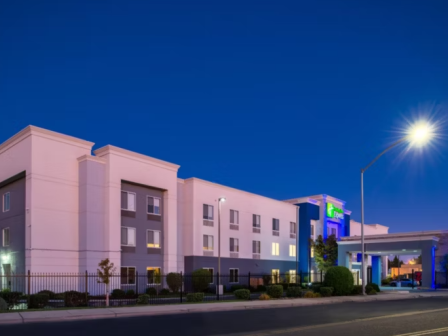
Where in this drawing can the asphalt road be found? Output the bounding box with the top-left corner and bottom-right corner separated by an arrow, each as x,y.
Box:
0,297 -> 447,336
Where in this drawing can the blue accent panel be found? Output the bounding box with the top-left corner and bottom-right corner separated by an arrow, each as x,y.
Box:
343,214 -> 351,237
357,253 -> 362,262
371,256 -> 381,286
297,202 -> 320,273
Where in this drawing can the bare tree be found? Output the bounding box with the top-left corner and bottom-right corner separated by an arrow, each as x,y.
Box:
97,258 -> 116,307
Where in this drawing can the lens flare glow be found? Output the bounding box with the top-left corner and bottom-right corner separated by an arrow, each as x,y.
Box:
407,121 -> 435,147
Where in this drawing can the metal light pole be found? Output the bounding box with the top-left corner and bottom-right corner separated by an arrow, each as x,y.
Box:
218,197 -> 226,294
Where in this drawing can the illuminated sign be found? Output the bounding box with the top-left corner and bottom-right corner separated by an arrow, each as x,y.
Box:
327,203 -> 344,220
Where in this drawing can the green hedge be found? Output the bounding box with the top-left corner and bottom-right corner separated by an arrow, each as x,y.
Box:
167,272 -> 182,293
320,287 -> 333,297
300,290 -> 313,298
230,285 -> 246,292
0,291 -> 22,308
310,284 -> 322,293
323,266 -> 354,296
29,294 -> 49,309
192,269 -> 211,292
367,289 -> 377,295
146,288 -> 157,296
111,289 -> 126,299
64,291 -> 87,307
0,297 -> 7,311
352,285 -> 363,295
366,283 -> 380,293
286,287 -> 301,298
159,288 -> 170,295
137,294 -> 150,304
234,289 -> 251,300
266,285 -> 283,299
186,293 -> 204,303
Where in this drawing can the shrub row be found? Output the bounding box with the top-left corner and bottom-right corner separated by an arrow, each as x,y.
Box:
266,285 -> 283,299
186,293 -> 204,303
234,289 -> 251,300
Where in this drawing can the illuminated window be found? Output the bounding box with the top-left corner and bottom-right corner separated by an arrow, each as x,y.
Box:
272,242 -> 279,256
147,267 -> 161,284
272,269 -> 280,284
147,196 -> 161,215
203,235 -> 214,251
311,247 -> 315,258
289,270 -> 297,283
147,230 -> 161,248
289,244 -> 296,257
2,192 -> 10,212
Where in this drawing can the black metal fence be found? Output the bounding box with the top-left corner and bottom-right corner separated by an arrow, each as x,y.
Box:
0,271 -> 327,309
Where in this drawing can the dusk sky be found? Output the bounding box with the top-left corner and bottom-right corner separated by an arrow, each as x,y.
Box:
1,0 -> 447,233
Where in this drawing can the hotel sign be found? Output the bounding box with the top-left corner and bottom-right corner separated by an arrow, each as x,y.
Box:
327,202 -> 344,220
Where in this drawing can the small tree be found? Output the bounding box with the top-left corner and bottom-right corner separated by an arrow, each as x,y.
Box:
97,258 -> 116,307
166,272 -> 182,293
310,234 -> 338,272
192,269 -> 211,292
388,255 -> 404,269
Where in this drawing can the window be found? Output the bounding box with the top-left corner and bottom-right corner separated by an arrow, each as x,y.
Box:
147,230 -> 161,248
121,227 -> 136,246
310,224 -> 315,237
147,196 -> 161,215
147,267 -> 161,284
289,244 -> 296,257
203,204 -> 214,220
290,222 -> 296,234
2,193 -> 10,212
230,268 -> 239,283
311,247 -> 315,258
2,228 -> 10,247
272,218 -> 279,231
121,191 -> 136,211
289,270 -> 297,283
230,238 -> 239,252
120,267 -> 136,285
271,242 -> 279,256
203,268 -> 214,284
203,235 -> 214,251
253,214 -> 260,228
230,210 -> 239,224
272,269 -> 280,284
253,240 -> 261,254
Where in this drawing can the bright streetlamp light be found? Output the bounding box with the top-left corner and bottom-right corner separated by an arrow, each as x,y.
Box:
360,121 -> 434,295
218,197 -> 226,295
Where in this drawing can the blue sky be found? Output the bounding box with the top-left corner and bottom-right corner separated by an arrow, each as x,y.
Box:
1,0 -> 447,233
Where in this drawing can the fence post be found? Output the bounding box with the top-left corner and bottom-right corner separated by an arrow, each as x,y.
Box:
248,272 -> 251,300
357,271 -> 360,286
136,271 -> 139,295
411,269 -> 414,289
27,270 -> 31,305
85,271 -> 88,304
180,272 -> 183,304
216,272 -> 220,301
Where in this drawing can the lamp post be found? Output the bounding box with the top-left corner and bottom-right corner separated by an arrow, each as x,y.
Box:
360,122 -> 433,295
218,197 -> 226,294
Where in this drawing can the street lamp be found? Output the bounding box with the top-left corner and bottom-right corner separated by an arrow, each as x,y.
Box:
218,197 -> 226,294
360,121 -> 434,295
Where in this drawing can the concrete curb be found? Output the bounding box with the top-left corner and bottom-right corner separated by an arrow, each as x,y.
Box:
0,292 -> 447,325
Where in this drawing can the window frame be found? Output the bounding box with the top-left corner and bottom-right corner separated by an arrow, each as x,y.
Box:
120,266 -> 136,285
147,267 -> 162,285
203,204 -> 214,220
272,218 -> 280,232
229,237 -> 239,252
2,192 -> 10,212
121,226 -> 136,247
203,267 -> 214,284
272,269 -> 280,284
230,209 -> 239,225
289,244 -> 296,257
121,191 -> 137,212
147,196 -> 161,215
229,268 -> 239,283
290,222 -> 296,234
271,242 -> 280,256
2,227 -> 10,247
147,229 -> 161,248
310,246 -> 315,258
310,224 -> 315,238
289,270 -> 297,284
203,234 -> 214,251
252,240 -> 261,254
253,214 -> 261,228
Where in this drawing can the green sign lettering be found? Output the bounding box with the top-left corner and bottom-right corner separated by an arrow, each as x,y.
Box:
327,202 -> 344,219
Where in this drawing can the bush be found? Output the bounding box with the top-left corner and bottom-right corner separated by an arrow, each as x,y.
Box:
320,287 -> 333,297
137,294 -> 150,304
37,290 -> 56,300
234,289 -> 250,300
0,297 -> 7,311
64,291 -> 87,307
304,291 -> 315,298
381,278 -> 391,285
146,287 -> 157,296
313,293 -> 322,298
126,289 -> 135,297
323,266 -> 354,296
159,288 -> 170,295
352,285 -> 363,295
29,294 -> 49,309
111,289 -> 126,299
259,293 -> 270,300
311,284 -> 322,293
0,291 -> 22,308
367,289 -> 377,295
230,284 -> 245,292
266,285 -> 283,299
166,272 -> 182,293
286,287 -> 301,298
256,285 -> 267,292
300,290 -> 313,297
192,269 -> 211,292
186,293 -> 204,303
367,283 -> 380,293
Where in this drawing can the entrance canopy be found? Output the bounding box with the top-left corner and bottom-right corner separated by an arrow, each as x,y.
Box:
339,231 -> 439,288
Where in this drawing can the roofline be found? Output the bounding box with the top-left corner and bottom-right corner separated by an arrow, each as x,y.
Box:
184,177 -> 299,208
350,220 -> 389,229
310,194 -> 346,206
342,230 -> 448,241
94,145 -> 180,171
283,197 -> 321,206
0,125 -> 94,154
339,236 -> 439,244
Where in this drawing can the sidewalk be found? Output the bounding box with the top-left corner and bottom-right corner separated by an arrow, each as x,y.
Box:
1,291 -> 447,325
